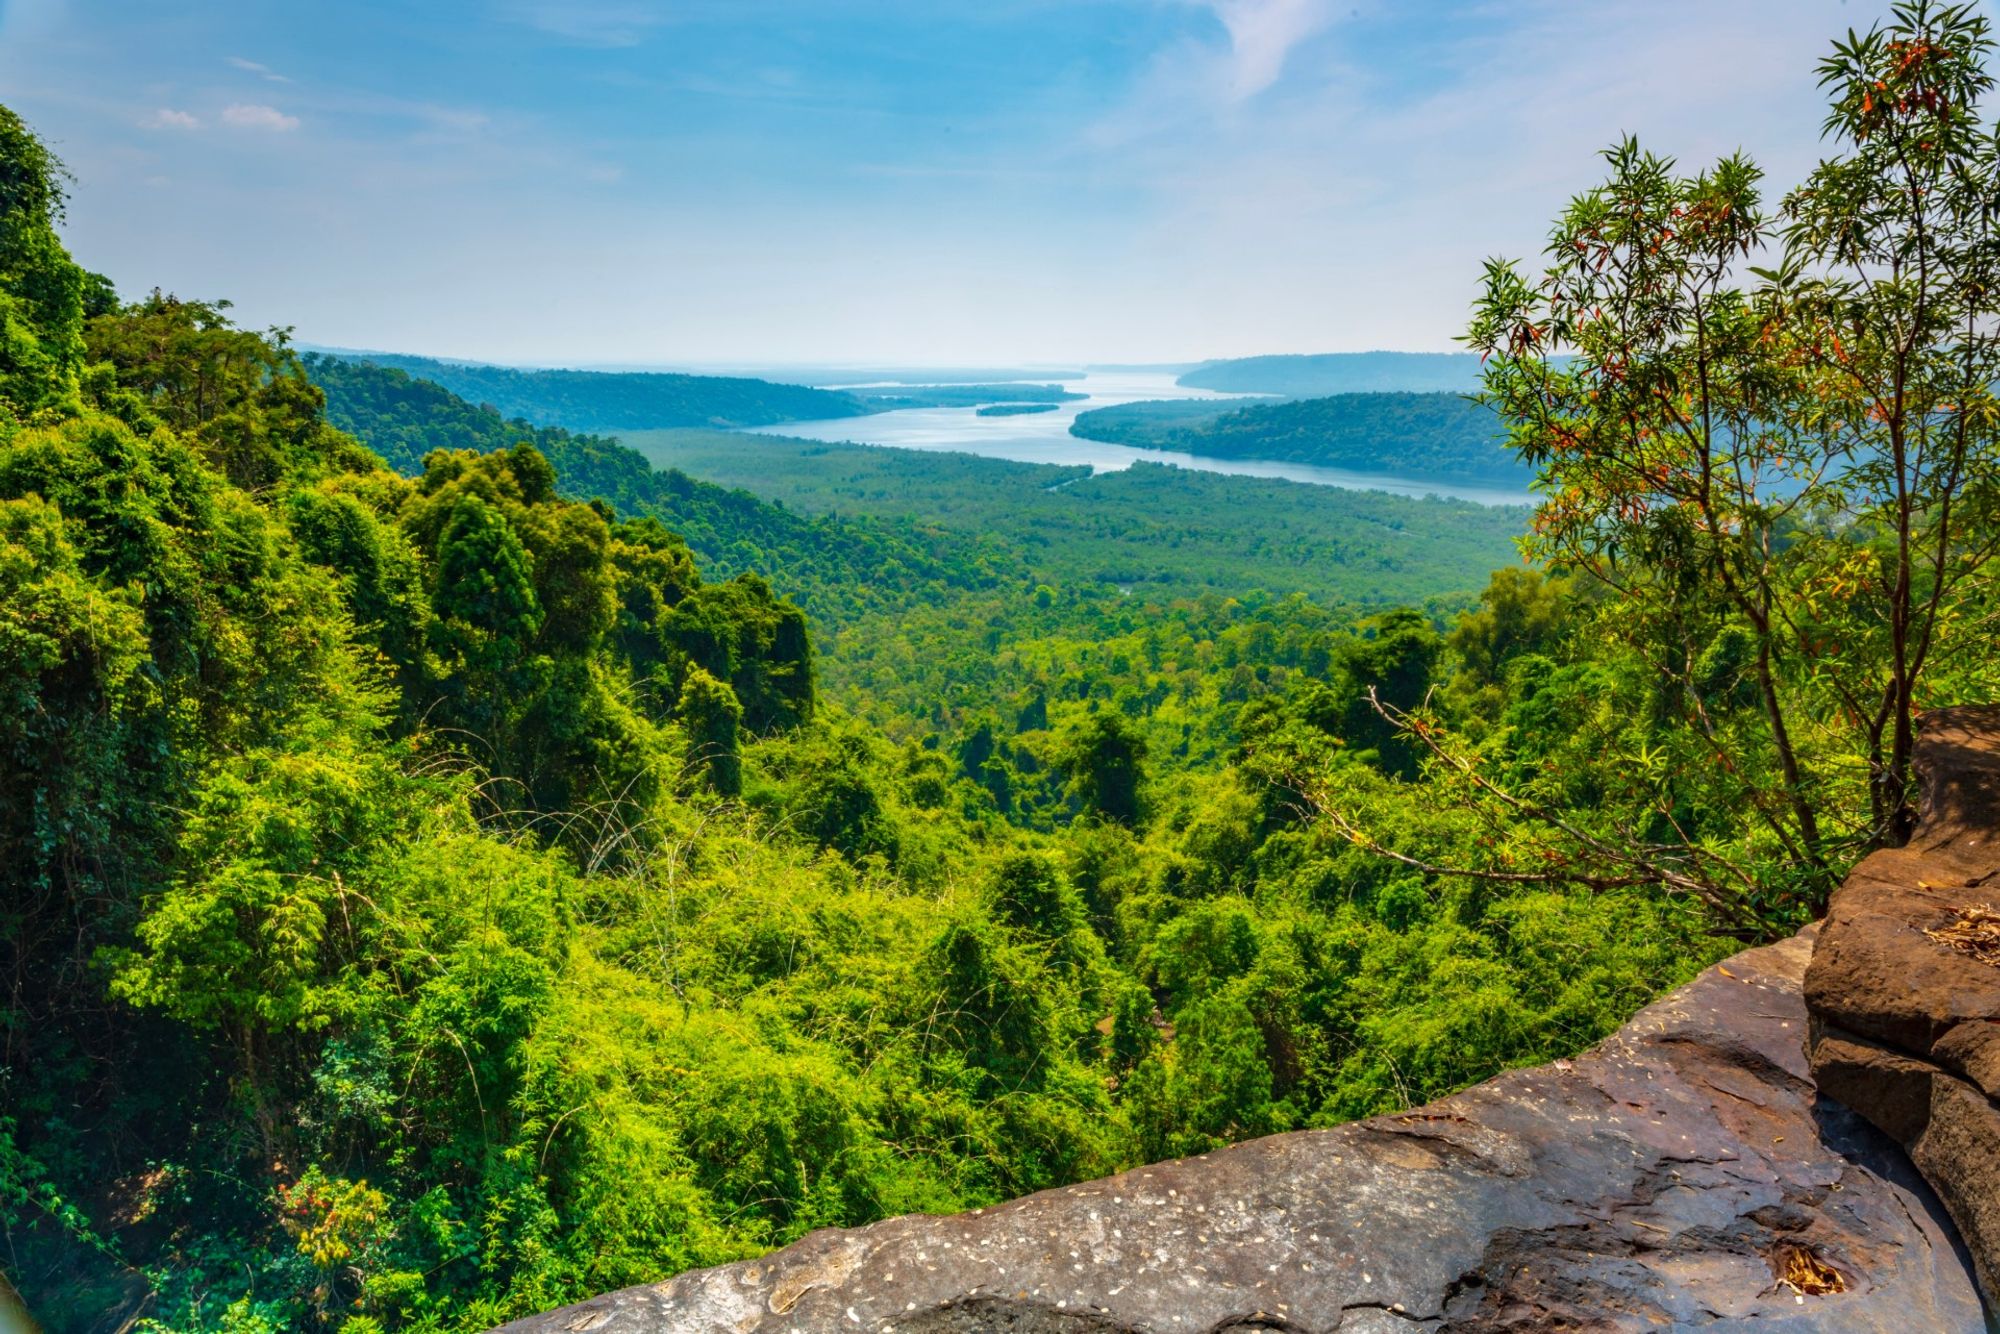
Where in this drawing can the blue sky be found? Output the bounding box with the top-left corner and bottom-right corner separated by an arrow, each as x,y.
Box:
3,0 -> 1879,365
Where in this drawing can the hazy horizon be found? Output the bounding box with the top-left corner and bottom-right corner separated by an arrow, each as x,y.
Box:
296,341 -> 1490,377
7,0 -> 1874,365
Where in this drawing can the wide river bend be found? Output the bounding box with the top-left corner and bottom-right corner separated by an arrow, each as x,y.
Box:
740,369 -> 1531,507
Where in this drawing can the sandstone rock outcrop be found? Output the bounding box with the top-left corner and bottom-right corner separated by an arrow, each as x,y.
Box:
1807,704 -> 2000,1308
500,929 -> 1984,1332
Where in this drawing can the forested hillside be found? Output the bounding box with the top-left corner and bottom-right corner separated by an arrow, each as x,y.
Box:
1071,391 -> 1531,486
1057,396 -> 1241,436
7,6 -> 2000,1330
324,351 -> 872,431
306,353 -> 1020,623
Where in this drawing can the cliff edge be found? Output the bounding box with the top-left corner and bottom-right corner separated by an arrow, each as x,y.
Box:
1808,704 -> 2000,1309
497,709 -> 2000,1333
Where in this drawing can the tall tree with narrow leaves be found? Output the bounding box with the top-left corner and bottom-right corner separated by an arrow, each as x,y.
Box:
1464,0 -> 2000,918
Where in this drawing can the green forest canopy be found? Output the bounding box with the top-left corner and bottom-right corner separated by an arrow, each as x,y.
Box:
0,103 -> 1718,1334
616,426 -> 1529,609
305,352 -> 1021,625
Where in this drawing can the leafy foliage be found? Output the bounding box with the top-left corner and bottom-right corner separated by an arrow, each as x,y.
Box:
0,106 -> 87,420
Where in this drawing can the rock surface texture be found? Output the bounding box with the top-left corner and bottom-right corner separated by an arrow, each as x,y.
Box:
1807,704 -> 2000,1310
500,934 -> 1985,1332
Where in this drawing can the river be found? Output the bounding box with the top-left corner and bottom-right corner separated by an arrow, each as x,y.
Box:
739,369 -> 1531,507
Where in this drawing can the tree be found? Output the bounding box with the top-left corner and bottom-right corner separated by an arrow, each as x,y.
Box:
678,667 -> 743,796
1462,0 -> 2000,918
1779,2 -> 2000,840
0,492 -> 148,907
660,574 -> 815,734
607,516 -> 699,681
1335,609 -> 1442,778
986,851 -> 1084,940
1057,712 -> 1149,828
434,493 -> 542,654
1448,567 -> 1565,696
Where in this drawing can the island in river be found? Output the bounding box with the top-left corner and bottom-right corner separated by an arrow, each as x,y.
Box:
976,402 -> 1061,417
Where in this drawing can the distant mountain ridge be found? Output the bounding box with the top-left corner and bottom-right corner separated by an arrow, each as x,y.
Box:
324,350 -> 875,432
722,365 -> 1087,386
860,383 -> 1084,409
1180,351 -> 1487,396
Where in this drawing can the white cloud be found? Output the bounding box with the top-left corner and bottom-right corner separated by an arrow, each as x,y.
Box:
143,108 -> 201,130
26,0 -> 1871,363
1087,0 -> 1348,148
221,103 -> 301,131
1208,0 -> 1338,101
226,55 -> 291,83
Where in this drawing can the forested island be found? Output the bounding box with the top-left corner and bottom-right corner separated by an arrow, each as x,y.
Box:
1071,390 -> 1532,486
5,4 -> 1999,1329
975,401 -> 1061,416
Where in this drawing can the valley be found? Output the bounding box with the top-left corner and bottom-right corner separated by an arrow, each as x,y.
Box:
6,5 -> 1995,1331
